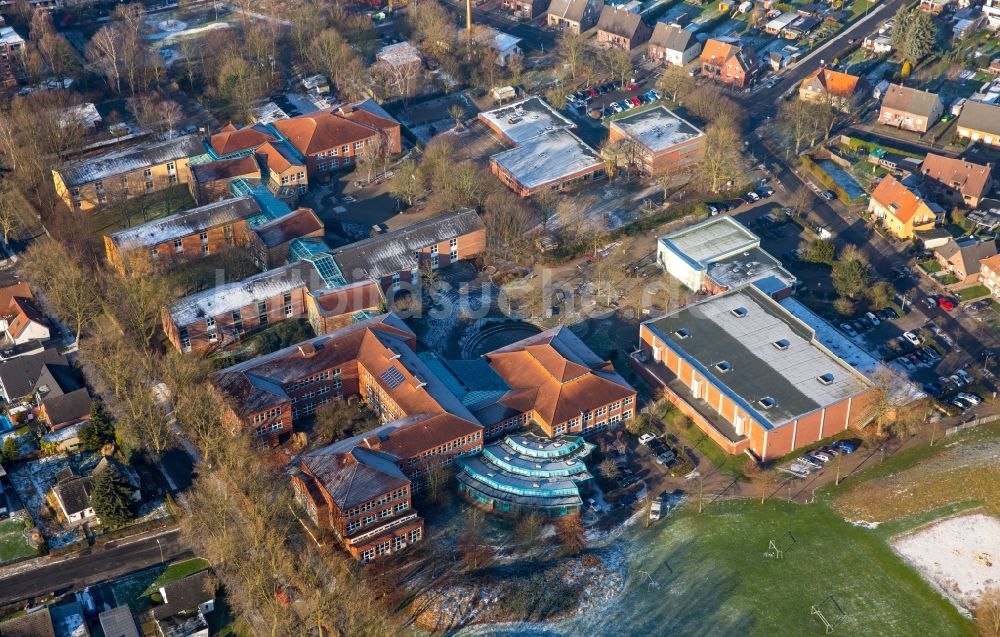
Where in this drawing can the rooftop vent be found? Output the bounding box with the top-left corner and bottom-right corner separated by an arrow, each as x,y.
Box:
758,396 -> 775,409
675,328 -> 691,339
715,361 -> 732,372
772,339 -> 790,350
818,373 -> 835,385
298,342 -> 316,358
731,307 -> 749,318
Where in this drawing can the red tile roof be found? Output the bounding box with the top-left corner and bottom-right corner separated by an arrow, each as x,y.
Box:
210,124 -> 277,156
272,112 -> 379,156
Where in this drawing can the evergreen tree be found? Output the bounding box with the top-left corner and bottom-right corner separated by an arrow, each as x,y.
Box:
79,402 -> 115,452
91,465 -> 135,527
1,436 -> 18,463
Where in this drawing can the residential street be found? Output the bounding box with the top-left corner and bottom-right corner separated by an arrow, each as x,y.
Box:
0,528 -> 190,605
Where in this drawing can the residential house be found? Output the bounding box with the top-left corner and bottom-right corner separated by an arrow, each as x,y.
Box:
188,155 -> 261,205
862,33 -> 892,54
547,0 -> 605,34
0,348 -> 72,403
607,105 -> 706,174
34,359 -> 90,430
919,153 -> 994,208
700,39 -> 759,88
596,7 -> 653,50
52,468 -> 95,525
633,286 -> 876,461
656,215 -> 796,297
933,236 -> 998,284
647,23 -> 702,66
152,572 -> 216,637
104,196 -> 262,275
0,25 -> 25,89
0,606 -> 55,637
868,175 -> 941,239
329,207 -> 486,294
976,253 -> 1000,297
0,283 -> 50,347
879,84 -> 944,133
799,68 -> 865,111
52,135 -> 203,213
472,28 -> 524,66
986,0 -> 1000,29
764,12 -> 798,35
292,446 -> 425,562
956,101 -> 1000,147
502,0 -> 550,18
270,105 -> 401,181
98,606 -> 140,637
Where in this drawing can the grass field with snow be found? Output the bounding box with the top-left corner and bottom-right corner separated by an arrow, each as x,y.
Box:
520,500 -> 974,637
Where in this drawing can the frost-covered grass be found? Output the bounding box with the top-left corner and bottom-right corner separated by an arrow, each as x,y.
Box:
543,500 -> 973,637
0,517 -> 36,563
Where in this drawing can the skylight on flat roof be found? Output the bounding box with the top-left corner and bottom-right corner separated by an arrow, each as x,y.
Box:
772,339 -> 790,350
818,373 -> 835,385
716,361 -> 731,372
758,396 -> 775,409
675,328 -> 690,339
731,307 -> 748,318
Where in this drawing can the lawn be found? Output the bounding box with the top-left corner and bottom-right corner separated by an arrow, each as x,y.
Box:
148,557 -> 210,592
86,185 -> 196,235
957,284 -> 990,302
919,259 -> 942,273
0,517 -> 36,564
551,500 -> 974,636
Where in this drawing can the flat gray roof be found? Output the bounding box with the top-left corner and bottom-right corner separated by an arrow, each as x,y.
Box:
659,216 -> 759,271
610,106 -> 703,154
706,246 -> 795,291
643,286 -> 873,428
490,129 -> 602,189
479,96 -> 575,144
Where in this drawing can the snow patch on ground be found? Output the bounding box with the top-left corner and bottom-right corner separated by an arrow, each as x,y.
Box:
892,513 -> 1000,612
847,519 -> 880,529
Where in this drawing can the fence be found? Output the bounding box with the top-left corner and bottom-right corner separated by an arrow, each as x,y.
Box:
945,413 -> 1000,436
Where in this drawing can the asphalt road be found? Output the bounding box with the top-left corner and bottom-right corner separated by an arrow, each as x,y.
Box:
0,528 -> 191,604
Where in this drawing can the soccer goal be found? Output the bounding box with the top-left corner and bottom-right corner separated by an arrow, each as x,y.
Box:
764,530 -> 798,559
811,595 -> 846,634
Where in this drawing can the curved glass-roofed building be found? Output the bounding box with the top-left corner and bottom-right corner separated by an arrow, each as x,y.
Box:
456,434 -> 595,517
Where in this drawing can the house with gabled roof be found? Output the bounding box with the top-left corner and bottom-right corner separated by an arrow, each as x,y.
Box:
547,0 -> 604,33
799,67 -> 865,111
0,606 -> 55,637
933,236 -> 997,285
103,196 -> 262,275
700,38 -> 759,88
596,6 -> 652,50
52,135 -> 204,213
0,283 -> 49,347
648,23 -> 702,66
868,175 -> 941,239
502,0 -> 550,19
879,83 -> 943,133
152,571 -> 216,637
919,153 -> 994,208
956,100 -> 1000,148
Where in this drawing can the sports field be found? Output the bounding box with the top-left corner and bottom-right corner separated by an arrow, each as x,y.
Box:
533,500 -> 973,637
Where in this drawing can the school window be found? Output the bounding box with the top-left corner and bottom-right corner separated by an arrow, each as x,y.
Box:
280,175 -> 289,185
393,535 -> 405,551
354,141 -> 364,150
430,245 -> 438,255
363,514 -> 376,526
346,519 -> 361,533
450,238 -> 458,247
201,244 -> 209,256
206,316 -> 215,328
168,175 -> 178,185
375,541 -> 390,556
70,188 -> 80,198
623,396 -> 633,405
361,548 -> 375,562
166,162 -> 176,173
143,168 -> 152,177
407,528 -> 421,543
174,239 -> 183,253
179,327 -> 190,351
341,145 -> 349,154
316,151 -> 326,159
296,171 -> 305,180
200,232 -> 208,243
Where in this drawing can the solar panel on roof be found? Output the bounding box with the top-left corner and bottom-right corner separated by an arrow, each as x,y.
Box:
380,366 -> 405,389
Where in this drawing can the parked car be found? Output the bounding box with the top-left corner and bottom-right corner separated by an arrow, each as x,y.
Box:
798,456 -> 823,470
923,382 -> 944,397
745,191 -> 760,202
949,373 -> 967,388
957,391 -> 982,405
821,190 -> 836,200
789,461 -> 813,475
649,499 -> 662,520
630,96 -> 641,106
950,397 -> 972,411
809,451 -> 832,463
922,347 -> 941,361
864,312 -> 881,326
833,440 -> 859,454
639,433 -> 657,445
903,331 -> 921,346
897,357 -> 916,371
840,323 -> 858,337
922,297 -> 938,309
656,450 -> 676,465
956,369 -> 974,385
938,297 -> 957,311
